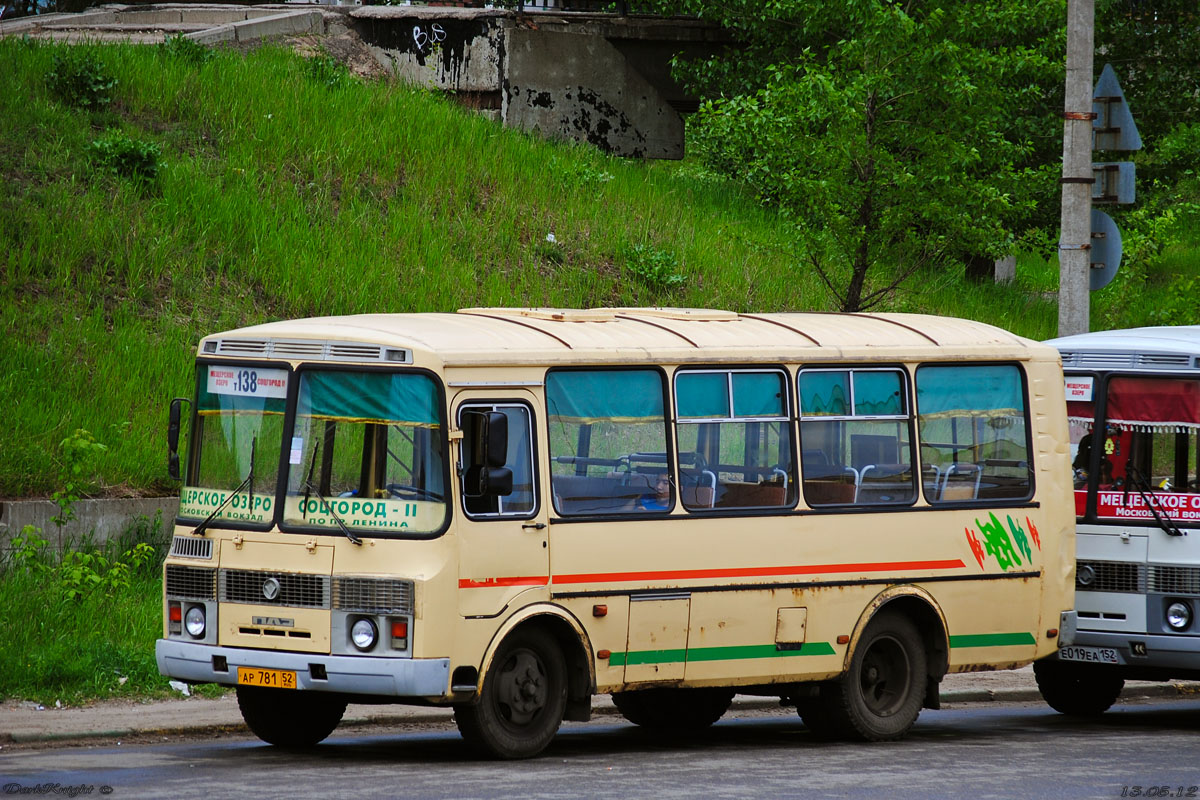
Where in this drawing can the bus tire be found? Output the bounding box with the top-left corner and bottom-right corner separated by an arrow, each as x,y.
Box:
611,687 -> 734,730
236,686 -> 346,747
1033,658 -> 1124,716
824,611 -> 927,741
455,627 -> 567,759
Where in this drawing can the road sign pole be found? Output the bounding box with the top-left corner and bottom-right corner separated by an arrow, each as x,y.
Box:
1058,0 -> 1095,337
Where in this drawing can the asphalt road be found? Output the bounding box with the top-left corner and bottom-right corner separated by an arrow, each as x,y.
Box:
2,698 -> 1198,800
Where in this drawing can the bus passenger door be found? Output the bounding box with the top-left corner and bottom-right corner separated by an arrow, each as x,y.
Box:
624,593 -> 690,683
454,396 -> 550,618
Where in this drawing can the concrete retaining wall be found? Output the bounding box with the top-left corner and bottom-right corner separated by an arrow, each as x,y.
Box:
0,497 -> 178,556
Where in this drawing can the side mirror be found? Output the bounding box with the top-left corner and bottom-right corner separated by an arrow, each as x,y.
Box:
167,397 -> 190,481
461,410 -> 512,498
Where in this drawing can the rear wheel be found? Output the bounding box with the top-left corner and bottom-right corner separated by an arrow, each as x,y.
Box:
455,628 -> 567,759
822,611 -> 927,741
236,686 -> 346,747
1033,658 -> 1125,715
612,687 -> 734,730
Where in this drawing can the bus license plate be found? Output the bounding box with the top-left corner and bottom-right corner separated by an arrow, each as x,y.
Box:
1058,645 -> 1120,664
237,667 -> 297,689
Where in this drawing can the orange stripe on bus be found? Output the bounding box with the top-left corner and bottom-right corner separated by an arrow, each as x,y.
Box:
553,560 -> 966,585
460,560 -> 966,589
459,576 -> 549,589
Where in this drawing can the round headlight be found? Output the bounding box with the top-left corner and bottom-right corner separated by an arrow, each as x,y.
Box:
351,617 -> 378,651
1166,601 -> 1192,631
1076,564 -> 1096,588
185,605 -> 206,638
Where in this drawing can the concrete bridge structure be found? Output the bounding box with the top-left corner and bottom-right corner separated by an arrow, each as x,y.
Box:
1,3 -> 734,158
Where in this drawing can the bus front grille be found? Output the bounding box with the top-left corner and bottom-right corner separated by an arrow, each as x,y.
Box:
333,577 -> 414,615
1149,565 -> 1200,596
1077,560 -> 1146,593
220,569 -> 330,608
165,565 -> 217,600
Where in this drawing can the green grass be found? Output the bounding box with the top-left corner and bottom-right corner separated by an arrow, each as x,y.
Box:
1,37 -> 1197,499
0,518 -> 228,704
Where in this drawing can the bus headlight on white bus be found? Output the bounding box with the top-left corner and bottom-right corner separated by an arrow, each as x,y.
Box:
1166,601 -> 1192,632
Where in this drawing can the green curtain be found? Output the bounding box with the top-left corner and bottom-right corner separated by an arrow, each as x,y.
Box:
547,369 -> 665,422
800,371 -> 849,416
677,372 -> 729,418
732,372 -> 785,417
916,365 -> 1024,419
299,371 -> 440,426
854,371 -> 904,416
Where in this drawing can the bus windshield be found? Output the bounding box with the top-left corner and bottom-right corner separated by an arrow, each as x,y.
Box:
280,369 -> 448,536
178,364 -> 289,525
1072,374 -> 1200,526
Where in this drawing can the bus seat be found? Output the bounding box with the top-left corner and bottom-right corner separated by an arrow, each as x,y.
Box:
804,479 -> 856,505
856,464 -> 914,504
939,463 -> 982,501
681,486 -> 715,508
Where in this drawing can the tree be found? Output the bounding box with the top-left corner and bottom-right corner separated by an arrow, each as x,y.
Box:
662,0 -> 1065,311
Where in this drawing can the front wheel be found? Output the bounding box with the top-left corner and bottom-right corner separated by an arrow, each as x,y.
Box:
455,628 -> 567,759
612,687 -> 734,730
236,686 -> 346,747
821,611 -> 927,741
1033,658 -> 1125,715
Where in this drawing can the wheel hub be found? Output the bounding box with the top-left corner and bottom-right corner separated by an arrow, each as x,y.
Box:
496,650 -> 547,724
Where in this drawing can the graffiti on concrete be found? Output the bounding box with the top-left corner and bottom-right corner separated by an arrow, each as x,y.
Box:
411,23 -> 446,53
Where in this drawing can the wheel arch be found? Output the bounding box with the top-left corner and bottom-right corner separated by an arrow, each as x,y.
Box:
843,586 -> 949,707
476,603 -> 596,721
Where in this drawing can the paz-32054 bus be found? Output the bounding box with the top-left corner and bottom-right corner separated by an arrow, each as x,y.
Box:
1036,325 -> 1200,714
156,307 -> 1075,758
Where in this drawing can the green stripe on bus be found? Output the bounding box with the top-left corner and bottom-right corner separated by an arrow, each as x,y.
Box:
948,632 -> 1037,648
609,641 -> 836,666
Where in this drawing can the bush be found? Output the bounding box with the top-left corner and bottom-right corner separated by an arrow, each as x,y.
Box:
46,47 -> 117,108
621,243 -> 685,290
159,33 -> 214,66
89,131 -> 163,182
305,51 -> 352,90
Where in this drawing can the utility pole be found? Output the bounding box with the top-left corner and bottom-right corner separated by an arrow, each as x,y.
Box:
1057,0 -> 1095,337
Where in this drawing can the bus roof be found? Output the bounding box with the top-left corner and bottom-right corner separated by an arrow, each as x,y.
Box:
199,308 -> 1048,367
1046,325 -> 1200,372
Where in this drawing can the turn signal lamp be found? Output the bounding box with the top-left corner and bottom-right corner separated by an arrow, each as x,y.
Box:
390,619 -> 409,650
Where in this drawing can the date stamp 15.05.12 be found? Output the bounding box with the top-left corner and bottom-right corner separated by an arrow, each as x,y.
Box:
1121,788 -> 1199,798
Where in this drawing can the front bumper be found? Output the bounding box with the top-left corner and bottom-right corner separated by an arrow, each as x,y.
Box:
1050,628 -> 1200,676
156,639 -> 450,698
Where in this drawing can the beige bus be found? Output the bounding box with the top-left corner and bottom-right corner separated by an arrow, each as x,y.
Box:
157,307 -> 1076,758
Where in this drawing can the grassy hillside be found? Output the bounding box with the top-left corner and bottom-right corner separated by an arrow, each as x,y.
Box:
0,36 -> 1190,499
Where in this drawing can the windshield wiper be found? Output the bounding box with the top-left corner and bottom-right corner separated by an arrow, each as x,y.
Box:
300,442 -> 362,546
194,437 -> 257,538
1124,466 -> 1186,537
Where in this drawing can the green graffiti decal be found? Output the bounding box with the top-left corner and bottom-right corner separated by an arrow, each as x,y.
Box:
966,512 -> 1036,572
1008,516 -> 1033,564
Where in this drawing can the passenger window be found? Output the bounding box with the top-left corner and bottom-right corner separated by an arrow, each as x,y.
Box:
799,368 -> 915,506
546,369 -> 671,515
458,403 -> 536,518
916,364 -> 1032,503
674,369 -> 795,510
